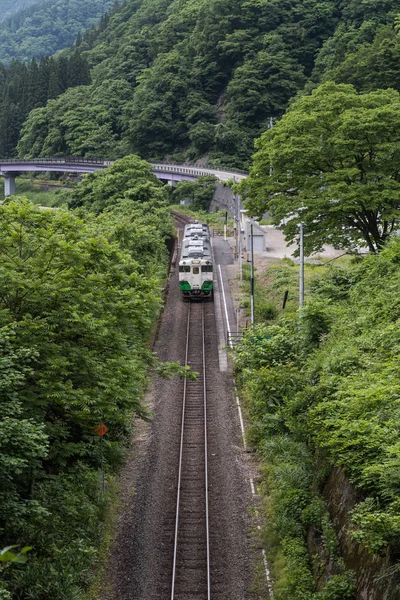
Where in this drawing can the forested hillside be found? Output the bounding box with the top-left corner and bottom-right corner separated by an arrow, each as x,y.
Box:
0,50 -> 91,157
10,0 -> 400,167
0,0 -> 38,23
0,0 -> 116,64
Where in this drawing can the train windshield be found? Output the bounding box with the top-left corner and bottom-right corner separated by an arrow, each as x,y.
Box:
201,265 -> 213,272
179,265 -> 191,272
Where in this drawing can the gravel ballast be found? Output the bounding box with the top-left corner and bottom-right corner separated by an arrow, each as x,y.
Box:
98,235 -> 268,600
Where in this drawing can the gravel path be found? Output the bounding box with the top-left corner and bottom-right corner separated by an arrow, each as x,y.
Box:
98,237 -> 266,600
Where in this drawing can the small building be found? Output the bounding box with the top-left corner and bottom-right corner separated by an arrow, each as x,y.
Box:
244,218 -> 266,252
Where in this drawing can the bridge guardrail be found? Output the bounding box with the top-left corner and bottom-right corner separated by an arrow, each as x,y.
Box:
0,157 -> 248,176
0,158 -> 248,187
0,156 -> 110,164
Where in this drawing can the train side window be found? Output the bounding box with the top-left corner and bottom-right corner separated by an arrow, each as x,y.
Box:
192,267 -> 200,274
201,265 -> 213,273
179,266 -> 191,272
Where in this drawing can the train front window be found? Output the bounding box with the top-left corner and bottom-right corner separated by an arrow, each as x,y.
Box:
179,265 -> 190,272
201,265 -> 213,272
192,267 -> 200,274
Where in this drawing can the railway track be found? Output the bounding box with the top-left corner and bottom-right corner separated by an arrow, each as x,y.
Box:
171,210 -> 194,229
171,300 -> 210,600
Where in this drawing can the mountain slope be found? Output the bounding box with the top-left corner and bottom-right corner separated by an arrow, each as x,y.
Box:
0,0 -> 38,23
14,0 -> 400,168
0,0 -> 116,63
17,0 -> 340,167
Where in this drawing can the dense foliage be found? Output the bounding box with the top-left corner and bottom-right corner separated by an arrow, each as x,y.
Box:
0,0 -> 116,64
0,0 -> 38,24
0,155 -> 174,599
241,82 -> 400,254
168,176 -> 217,212
235,241 -> 400,597
17,0 -> 341,165
0,50 -> 90,158
13,0 -> 400,167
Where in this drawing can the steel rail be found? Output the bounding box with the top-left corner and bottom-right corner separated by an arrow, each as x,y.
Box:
202,303 -> 211,600
171,302 -> 211,600
170,305 -> 190,599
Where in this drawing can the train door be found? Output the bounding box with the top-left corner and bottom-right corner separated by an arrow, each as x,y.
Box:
191,262 -> 202,291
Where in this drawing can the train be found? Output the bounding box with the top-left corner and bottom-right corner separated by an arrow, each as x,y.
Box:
178,222 -> 213,299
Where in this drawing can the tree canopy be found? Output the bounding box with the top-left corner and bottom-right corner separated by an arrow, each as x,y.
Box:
0,156 -> 175,599
169,175 -> 217,211
16,0 -> 340,166
241,82 -> 400,254
0,0 -> 115,64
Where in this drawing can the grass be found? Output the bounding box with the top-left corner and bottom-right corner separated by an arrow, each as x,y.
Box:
85,476 -> 120,600
169,204 -> 233,228
238,255 -> 353,324
0,177 -> 73,207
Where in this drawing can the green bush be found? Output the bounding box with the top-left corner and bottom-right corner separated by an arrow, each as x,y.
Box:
232,242 -> 400,592
0,159 -> 173,598
256,300 -> 278,321
317,572 -> 356,599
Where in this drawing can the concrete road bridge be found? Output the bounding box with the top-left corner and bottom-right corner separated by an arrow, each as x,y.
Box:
0,157 -> 247,196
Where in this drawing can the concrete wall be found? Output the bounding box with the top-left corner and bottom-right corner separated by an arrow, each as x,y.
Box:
209,181 -> 235,214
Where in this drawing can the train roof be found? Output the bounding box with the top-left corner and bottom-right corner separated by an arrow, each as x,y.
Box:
184,223 -> 209,233
183,232 -> 210,242
180,237 -> 212,261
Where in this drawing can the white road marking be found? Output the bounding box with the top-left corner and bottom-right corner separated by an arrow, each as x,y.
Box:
213,275 -> 228,372
213,244 -> 228,372
235,392 -> 246,448
217,260 -> 274,597
217,264 -> 232,345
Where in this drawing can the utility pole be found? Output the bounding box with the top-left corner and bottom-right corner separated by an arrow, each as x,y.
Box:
250,223 -> 255,324
299,223 -> 304,308
238,196 -> 242,280
269,117 -> 273,177
239,220 -> 243,281
233,176 -> 238,259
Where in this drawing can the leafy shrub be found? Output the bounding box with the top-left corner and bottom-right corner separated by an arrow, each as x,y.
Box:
232,243 -> 400,593
0,159 -> 173,598
256,300 -> 278,321
316,572 -> 356,599
279,537 -> 316,599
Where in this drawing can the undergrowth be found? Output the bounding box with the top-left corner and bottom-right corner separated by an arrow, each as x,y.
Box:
233,245 -> 400,598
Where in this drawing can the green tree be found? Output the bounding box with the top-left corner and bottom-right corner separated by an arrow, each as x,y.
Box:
225,34 -> 306,126
66,49 -> 90,87
47,56 -> 62,99
170,175 -> 217,211
18,80 -> 132,158
0,193 -> 171,598
242,82 -> 400,254
69,154 -> 166,212
314,23 -> 400,93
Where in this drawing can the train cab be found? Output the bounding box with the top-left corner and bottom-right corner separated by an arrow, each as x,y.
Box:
179,227 -> 213,299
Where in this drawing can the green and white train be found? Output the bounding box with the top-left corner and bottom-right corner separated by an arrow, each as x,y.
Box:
178,222 -> 213,299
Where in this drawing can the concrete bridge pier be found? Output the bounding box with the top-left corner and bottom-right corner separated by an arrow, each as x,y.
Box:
1,172 -> 18,197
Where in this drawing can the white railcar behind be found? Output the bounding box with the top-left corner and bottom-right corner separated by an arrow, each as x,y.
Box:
179,223 -> 213,299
